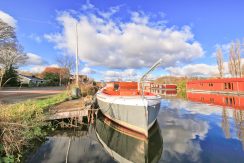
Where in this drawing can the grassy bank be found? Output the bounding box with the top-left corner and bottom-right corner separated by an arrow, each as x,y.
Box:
0,93 -> 68,162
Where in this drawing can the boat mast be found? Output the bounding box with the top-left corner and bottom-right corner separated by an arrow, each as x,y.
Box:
139,58 -> 163,97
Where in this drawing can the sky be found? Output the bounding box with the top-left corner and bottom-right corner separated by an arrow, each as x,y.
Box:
0,0 -> 244,81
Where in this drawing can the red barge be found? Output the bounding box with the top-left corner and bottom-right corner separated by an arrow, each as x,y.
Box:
187,78 -> 244,95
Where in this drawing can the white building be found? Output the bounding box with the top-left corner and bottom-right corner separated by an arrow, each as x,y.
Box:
19,74 -> 45,86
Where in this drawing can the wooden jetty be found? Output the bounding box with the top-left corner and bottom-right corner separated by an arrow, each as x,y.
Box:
46,96 -> 97,122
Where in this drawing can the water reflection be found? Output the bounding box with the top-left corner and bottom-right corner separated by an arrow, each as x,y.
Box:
187,92 -> 244,149
95,111 -> 163,163
27,127 -> 116,163
158,101 -> 209,162
159,96 -> 244,163
187,92 -> 244,109
27,92 -> 244,163
27,111 -> 163,163
150,89 -> 177,96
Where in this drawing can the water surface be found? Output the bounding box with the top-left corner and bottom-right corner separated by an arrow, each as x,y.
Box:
27,96 -> 244,163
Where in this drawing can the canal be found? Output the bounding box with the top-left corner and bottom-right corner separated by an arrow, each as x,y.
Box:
27,96 -> 244,163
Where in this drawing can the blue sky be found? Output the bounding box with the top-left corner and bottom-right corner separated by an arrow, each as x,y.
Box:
0,0 -> 244,81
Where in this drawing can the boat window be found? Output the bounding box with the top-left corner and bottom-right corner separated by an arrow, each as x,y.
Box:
114,84 -> 119,91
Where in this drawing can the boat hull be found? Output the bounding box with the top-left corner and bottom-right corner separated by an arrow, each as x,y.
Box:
96,91 -> 161,137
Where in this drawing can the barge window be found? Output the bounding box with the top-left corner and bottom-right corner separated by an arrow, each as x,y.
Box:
228,83 -> 231,89
208,83 -> 213,87
225,97 -> 228,105
224,83 -> 227,89
210,98 -> 214,103
229,98 -> 232,105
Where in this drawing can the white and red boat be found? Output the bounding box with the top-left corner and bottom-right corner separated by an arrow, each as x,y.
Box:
96,59 -> 162,137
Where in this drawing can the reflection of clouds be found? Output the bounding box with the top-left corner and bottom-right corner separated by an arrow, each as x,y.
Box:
162,98 -> 235,117
158,101 -> 209,162
159,98 -> 244,162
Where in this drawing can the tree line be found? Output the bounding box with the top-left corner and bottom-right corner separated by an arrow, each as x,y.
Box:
0,18 -> 76,87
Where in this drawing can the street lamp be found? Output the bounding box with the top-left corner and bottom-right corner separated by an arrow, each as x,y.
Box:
75,23 -> 79,87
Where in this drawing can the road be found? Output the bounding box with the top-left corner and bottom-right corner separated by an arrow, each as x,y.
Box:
0,87 -> 65,104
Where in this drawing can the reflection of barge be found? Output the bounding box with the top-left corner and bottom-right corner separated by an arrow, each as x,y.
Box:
187,92 -> 244,109
187,78 -> 244,95
151,89 -> 177,96
95,111 -> 163,163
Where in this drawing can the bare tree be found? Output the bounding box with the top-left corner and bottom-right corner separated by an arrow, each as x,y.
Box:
242,64 -> 244,77
216,48 -> 224,78
228,44 -> 235,77
0,20 -> 15,43
236,40 -> 242,77
0,19 -> 27,87
228,40 -> 242,78
56,55 -> 75,86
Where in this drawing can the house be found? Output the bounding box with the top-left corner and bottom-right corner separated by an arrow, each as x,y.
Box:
18,74 -> 46,86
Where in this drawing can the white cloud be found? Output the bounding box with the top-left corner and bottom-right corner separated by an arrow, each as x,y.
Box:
166,63 -> 219,77
45,6 -> 204,69
157,105 -> 209,162
29,34 -> 42,43
26,53 -> 47,65
81,0 -> 95,10
102,69 -> 139,81
166,58 -> 244,77
29,64 -> 59,73
80,66 -> 96,74
0,10 -> 17,27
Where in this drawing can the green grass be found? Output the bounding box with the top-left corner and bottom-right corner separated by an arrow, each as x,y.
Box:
0,93 -> 68,162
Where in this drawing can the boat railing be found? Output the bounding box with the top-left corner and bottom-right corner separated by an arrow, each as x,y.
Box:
139,59 -> 163,98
